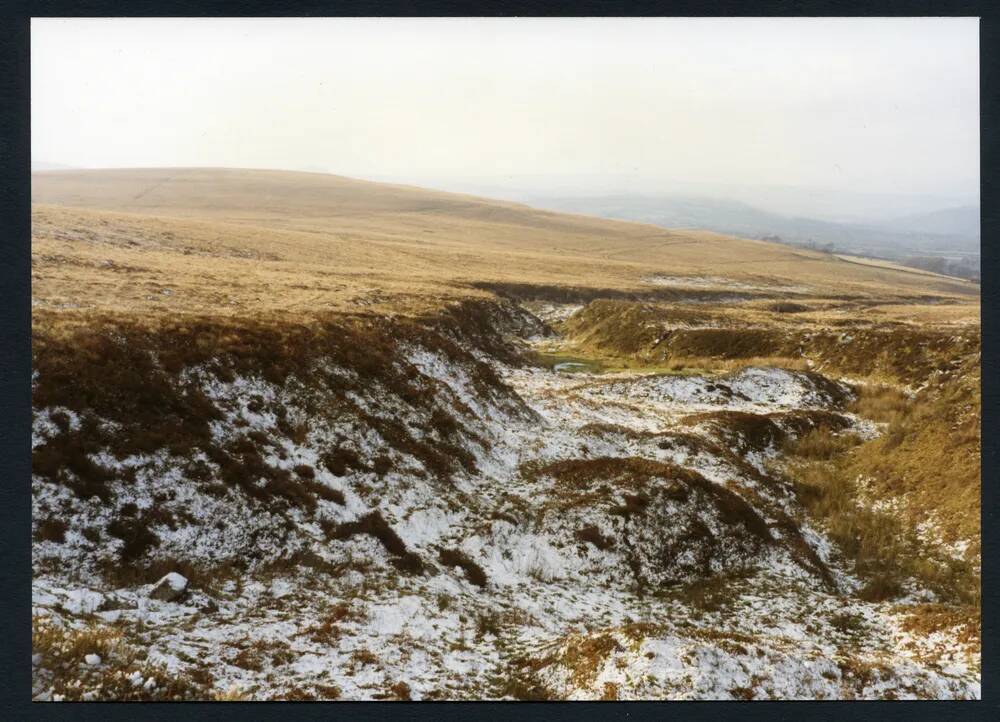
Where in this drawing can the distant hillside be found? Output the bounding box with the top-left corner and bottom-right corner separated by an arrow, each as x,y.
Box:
875,206 -> 980,239
523,194 -> 981,259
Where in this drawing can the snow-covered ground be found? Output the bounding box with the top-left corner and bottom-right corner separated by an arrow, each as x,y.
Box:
31,332 -> 980,700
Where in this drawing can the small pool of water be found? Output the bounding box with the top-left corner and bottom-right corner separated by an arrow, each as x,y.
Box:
553,362 -> 593,373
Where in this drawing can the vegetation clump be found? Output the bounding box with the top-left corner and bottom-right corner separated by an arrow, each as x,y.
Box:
438,547 -> 488,588
323,511 -> 425,575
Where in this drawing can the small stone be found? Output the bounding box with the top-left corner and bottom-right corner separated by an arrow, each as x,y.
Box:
84,654 -> 101,666
148,572 -> 188,602
31,654 -> 42,666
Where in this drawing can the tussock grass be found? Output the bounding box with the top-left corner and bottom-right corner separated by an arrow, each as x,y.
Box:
896,603 -> 980,648
783,426 -> 861,460
845,376 -> 980,547
849,385 -> 910,425
789,460 -> 978,605
32,615 -> 217,700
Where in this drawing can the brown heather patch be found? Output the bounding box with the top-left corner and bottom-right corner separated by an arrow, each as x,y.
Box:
559,633 -> 624,688
31,300 -> 534,579
387,681 -> 412,701
320,446 -> 367,477
804,325 -> 980,387
274,684 -> 341,701
438,547 -> 488,588
575,524 -> 616,551
664,568 -> 756,613
659,327 -> 787,361
772,409 -> 854,437
99,557 -> 242,597
620,622 -> 661,645
682,410 -> 788,456
530,456 -> 773,544
34,517 -> 69,544
301,603 -> 352,646
556,298 -> 978,387
350,648 -> 379,666
498,661 -> 557,701
521,456 -> 850,590
836,657 -> 896,698
106,517 -> 161,564
323,511 -> 425,575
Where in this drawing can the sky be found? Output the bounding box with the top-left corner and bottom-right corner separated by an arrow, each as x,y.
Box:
32,17 -> 979,210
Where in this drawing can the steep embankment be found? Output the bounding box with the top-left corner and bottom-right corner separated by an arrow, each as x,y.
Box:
32,296 -> 979,700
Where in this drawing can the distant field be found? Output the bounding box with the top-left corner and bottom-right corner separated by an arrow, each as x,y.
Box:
32,168 -> 978,327
833,253 -> 976,281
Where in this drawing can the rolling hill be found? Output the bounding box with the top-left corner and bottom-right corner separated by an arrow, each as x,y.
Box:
31,168 -> 978,324
30,169 -> 980,700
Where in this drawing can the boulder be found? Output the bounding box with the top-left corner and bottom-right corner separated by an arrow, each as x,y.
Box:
148,572 -> 188,602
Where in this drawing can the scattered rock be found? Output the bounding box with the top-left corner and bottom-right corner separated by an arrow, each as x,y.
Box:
84,653 -> 101,666
149,572 -> 188,602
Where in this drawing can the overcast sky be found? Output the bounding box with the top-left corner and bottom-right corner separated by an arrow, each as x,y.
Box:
32,17 -> 979,204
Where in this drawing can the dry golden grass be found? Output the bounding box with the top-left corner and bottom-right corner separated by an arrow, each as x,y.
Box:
32,168 -> 978,331
787,458 -> 978,605
896,604 -> 980,649
783,426 -> 861,460
845,376 -> 981,549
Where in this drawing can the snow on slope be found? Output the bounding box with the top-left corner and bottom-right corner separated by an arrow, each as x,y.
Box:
31,327 -> 979,700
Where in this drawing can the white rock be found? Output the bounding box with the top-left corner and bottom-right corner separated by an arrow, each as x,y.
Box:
31,654 -> 42,666
148,572 -> 188,602
84,653 -> 101,666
